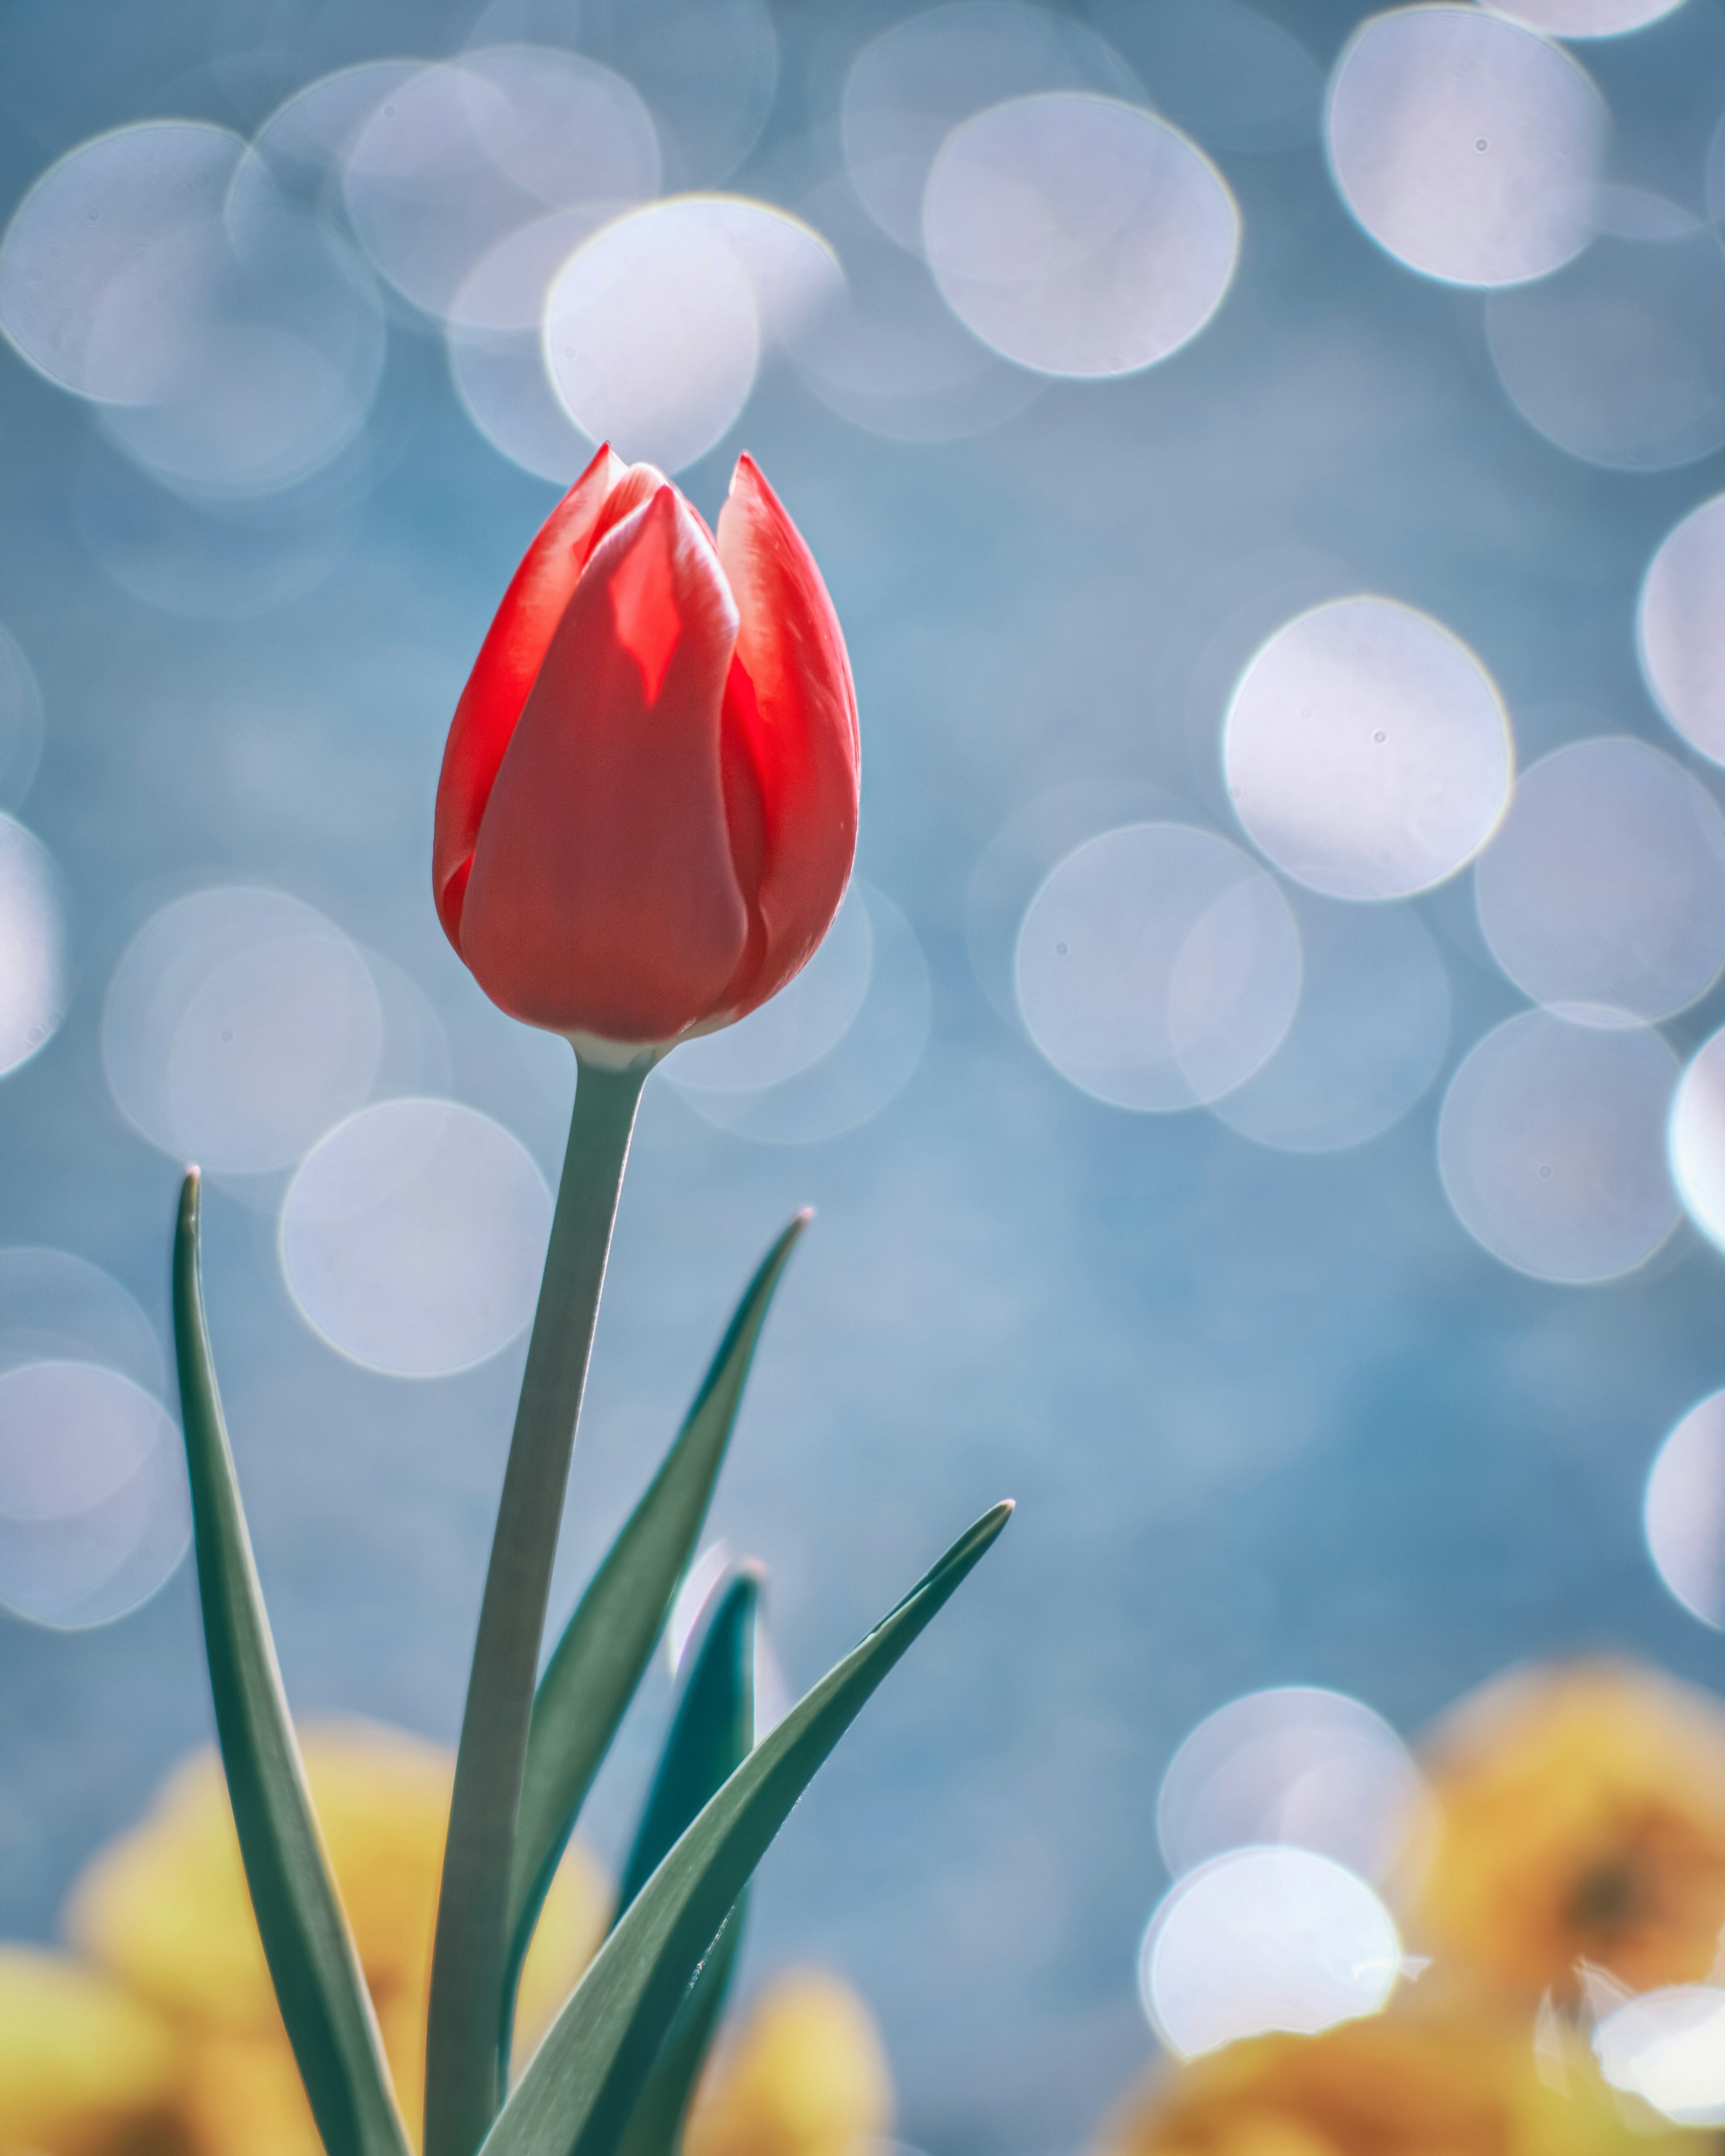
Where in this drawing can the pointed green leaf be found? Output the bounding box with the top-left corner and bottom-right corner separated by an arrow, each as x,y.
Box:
172,1171 -> 411,2156
502,1216 -> 808,2040
617,1569 -> 759,1915
610,1913 -> 741,2156
611,1572 -> 759,2156
482,1502 -> 1013,2156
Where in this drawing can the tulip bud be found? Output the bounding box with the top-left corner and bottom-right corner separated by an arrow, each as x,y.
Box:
433,446 -> 860,1063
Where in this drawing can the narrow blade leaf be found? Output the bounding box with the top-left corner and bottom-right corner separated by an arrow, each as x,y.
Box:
172,1171 -> 410,2156
617,1569 -> 759,1915
482,1502 -> 1013,2156
611,1571 -> 760,2156
504,1218 -> 807,2007
610,1913 -> 741,2156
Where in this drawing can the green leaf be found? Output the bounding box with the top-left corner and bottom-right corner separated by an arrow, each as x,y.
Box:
611,1571 -> 760,2156
172,1171 -> 411,2156
481,1502 -> 1013,2156
501,1216 -> 808,2052
617,1568 -> 760,1915
610,1913 -> 741,2156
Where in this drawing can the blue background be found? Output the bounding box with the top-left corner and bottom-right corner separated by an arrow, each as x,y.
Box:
4,2 -> 1725,2150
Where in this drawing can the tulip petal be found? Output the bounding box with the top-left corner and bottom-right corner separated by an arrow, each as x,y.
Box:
433,447 -> 664,946
715,457 -> 860,1018
460,487 -> 747,1043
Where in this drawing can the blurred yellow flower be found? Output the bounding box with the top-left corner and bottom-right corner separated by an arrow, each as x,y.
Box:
0,1946 -> 184,2156
683,1969 -> 893,2156
1412,1659 -> 1725,2003
1091,1995 -> 1699,2156
64,1719 -> 609,2156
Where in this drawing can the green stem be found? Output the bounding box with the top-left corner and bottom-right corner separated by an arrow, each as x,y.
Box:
425,1053 -> 649,2156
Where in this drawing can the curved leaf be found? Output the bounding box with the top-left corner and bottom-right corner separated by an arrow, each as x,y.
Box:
482,1502 -> 1013,2156
172,1171 -> 411,2156
501,1216 -> 807,2053
612,1571 -> 760,2156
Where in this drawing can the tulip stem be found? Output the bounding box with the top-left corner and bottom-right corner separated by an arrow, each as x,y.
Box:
425,1052 -> 650,2156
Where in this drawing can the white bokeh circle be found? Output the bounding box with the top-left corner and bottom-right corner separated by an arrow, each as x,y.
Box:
1326,6 -> 1605,288
1669,1024 -> 1725,1254
1641,495 -> 1725,767
1211,897 -> 1450,1153
1474,738 -> 1725,1023
923,93 -> 1239,378
103,888 -> 382,1175
1140,1846 -> 1402,2058
0,815 -> 67,1082
0,1360 -> 189,1630
1593,1988 -> 1725,2128
1439,1009 -> 1680,1284
1017,823 -> 1301,1111
1225,596 -> 1511,901
280,1099 -> 551,1378
1645,1390 -> 1725,1631
1158,1687 -> 1429,1887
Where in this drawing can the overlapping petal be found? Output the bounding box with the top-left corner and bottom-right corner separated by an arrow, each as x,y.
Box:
459,486 -> 748,1043
717,457 -> 861,1018
432,446 -> 661,945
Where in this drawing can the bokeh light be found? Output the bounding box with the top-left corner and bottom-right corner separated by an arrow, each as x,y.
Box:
1157,1687 -> 1429,1886
966,781 -> 1169,1027
1644,1390 -> 1725,1630
1224,597 -> 1512,901
1438,1009 -> 1679,1283
0,121 -> 245,398
1474,738 -> 1725,1023
0,1248 -> 163,1397
787,174 -> 1042,443
279,1098 -> 551,1379
0,814 -> 67,1082
0,1360 -> 188,1631
1089,0 -> 1322,155
666,884 -> 929,1145
0,624 -> 44,810
1017,824 -> 1300,1113
469,0 -> 779,190
1325,6 -> 1605,288
1668,1023 -> 1725,1252
1640,493 -> 1725,766
447,204 -> 616,484
923,95 -> 1238,379
840,2 -> 1139,254
1210,897 -> 1450,1153
544,196 -> 840,471
1487,0 -> 1685,36
1592,1987 -> 1725,2127
1139,1847 -> 1402,2057
1486,221 -> 1725,473
102,888 -> 382,1175
342,50 -> 659,320
0,115 -> 388,503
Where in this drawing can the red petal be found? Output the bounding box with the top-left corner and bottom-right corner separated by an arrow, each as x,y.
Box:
715,455 -> 861,1016
432,446 -> 664,946
459,486 -> 749,1042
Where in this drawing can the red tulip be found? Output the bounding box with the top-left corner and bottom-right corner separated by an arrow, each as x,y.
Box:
433,446 -> 860,1056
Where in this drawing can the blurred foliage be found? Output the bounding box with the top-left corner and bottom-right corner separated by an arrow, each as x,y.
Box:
1098,1655 -> 1725,2155
0,1721 -> 888,2156
1093,1990 -> 1697,2156
1411,1658 -> 1725,2005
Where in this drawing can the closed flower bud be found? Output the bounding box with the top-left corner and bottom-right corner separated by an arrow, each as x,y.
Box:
433,446 -> 860,1062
